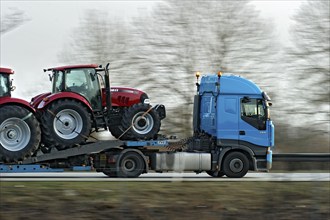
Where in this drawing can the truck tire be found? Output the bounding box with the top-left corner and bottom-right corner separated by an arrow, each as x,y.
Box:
117,152 -> 145,178
40,99 -> 91,150
121,103 -> 160,140
223,152 -> 249,178
206,170 -> 225,178
0,105 -> 41,162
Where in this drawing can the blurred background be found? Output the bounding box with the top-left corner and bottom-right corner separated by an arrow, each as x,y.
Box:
1,0 -> 329,154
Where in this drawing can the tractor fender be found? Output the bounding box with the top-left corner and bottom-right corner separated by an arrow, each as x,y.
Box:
115,148 -> 149,174
0,97 -> 36,113
36,92 -> 93,111
30,92 -> 51,109
218,145 -> 256,171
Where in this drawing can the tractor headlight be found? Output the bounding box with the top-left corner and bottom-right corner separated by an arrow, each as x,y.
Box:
143,99 -> 151,104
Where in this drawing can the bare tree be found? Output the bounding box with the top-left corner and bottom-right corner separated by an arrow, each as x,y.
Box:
58,10 -> 139,87
286,0 -> 329,129
0,8 -> 28,34
134,0 -> 277,136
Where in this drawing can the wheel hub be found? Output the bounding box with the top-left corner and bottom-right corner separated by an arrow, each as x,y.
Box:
124,159 -> 135,172
132,112 -> 154,135
53,109 -> 83,139
0,117 -> 31,152
229,158 -> 243,173
7,129 -> 17,139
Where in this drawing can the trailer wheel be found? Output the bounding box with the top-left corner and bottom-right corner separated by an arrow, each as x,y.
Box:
117,152 -> 145,178
206,170 -> 225,178
40,99 -> 91,150
223,152 -> 249,178
0,105 -> 41,162
121,103 -> 160,140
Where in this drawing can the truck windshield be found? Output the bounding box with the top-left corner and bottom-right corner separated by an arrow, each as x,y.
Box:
241,98 -> 266,130
0,74 -> 10,97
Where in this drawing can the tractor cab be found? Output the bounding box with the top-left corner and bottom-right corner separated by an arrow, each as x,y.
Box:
48,64 -> 102,110
0,68 -> 14,97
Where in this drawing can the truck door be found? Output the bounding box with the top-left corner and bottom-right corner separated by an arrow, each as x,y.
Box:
216,96 -> 239,142
239,97 -> 270,147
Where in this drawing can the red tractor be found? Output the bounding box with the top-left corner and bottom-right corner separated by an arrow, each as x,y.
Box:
30,63 -> 165,150
0,67 -> 41,162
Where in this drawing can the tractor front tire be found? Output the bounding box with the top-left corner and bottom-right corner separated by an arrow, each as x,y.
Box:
120,103 -> 160,140
0,105 -> 41,162
109,125 -> 128,140
40,99 -> 92,150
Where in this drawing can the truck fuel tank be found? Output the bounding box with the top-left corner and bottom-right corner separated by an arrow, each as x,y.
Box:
151,152 -> 211,172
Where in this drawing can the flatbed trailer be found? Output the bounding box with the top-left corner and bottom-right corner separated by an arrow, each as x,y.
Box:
0,139 -> 168,176
0,138 -> 272,178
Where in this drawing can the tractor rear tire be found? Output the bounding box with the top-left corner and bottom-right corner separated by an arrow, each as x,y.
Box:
0,105 -> 41,162
40,99 -> 92,150
120,103 -> 160,140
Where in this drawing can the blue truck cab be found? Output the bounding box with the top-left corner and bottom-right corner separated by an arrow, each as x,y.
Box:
192,73 -> 274,177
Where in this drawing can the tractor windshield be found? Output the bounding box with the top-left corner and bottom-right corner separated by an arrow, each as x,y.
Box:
52,68 -> 102,109
0,74 -> 10,97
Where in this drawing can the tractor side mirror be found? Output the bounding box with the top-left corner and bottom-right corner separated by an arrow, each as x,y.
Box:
10,79 -> 16,91
48,74 -> 53,82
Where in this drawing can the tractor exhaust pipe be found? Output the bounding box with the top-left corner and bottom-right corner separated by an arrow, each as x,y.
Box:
104,63 -> 112,112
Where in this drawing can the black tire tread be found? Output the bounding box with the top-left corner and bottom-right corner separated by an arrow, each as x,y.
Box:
223,151 -> 249,178
120,103 -> 161,140
39,99 -> 92,150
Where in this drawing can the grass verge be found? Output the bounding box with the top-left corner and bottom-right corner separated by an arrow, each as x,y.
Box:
0,181 -> 329,220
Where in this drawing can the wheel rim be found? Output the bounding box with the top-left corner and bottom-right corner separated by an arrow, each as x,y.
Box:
131,112 -> 154,135
123,158 -> 136,172
229,158 -> 244,173
0,117 -> 31,151
53,109 -> 83,139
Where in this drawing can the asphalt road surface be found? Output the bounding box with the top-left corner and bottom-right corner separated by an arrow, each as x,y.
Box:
0,172 -> 329,182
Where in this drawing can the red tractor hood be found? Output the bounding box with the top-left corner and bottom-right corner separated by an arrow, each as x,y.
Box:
104,87 -> 148,107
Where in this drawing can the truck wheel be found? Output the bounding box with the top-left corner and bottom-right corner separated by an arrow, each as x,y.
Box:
223,152 -> 249,178
40,99 -> 91,150
121,103 -> 160,140
0,105 -> 41,162
117,152 -> 145,178
206,170 -> 225,178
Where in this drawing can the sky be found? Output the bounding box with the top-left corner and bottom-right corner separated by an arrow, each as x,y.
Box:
0,0 -> 304,99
